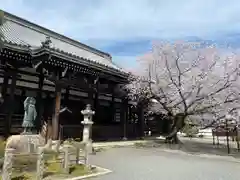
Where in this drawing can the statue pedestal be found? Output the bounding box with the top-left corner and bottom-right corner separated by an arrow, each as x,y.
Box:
18,134 -> 43,153
21,132 -> 34,135
51,140 -> 61,151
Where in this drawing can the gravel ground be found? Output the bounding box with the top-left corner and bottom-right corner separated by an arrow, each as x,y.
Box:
88,147 -> 240,180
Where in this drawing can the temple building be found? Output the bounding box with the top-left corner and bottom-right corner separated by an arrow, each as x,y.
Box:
0,10 -> 145,141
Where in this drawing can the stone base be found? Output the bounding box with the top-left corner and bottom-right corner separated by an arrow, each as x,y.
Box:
17,134 -> 43,153
122,137 -> 128,141
139,137 -> 145,140
85,140 -> 93,154
51,140 -> 61,151
21,132 -> 34,135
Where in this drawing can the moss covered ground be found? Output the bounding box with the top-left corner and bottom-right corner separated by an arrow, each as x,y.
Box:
0,138 -> 96,180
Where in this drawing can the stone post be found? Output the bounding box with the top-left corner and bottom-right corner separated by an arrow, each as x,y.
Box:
27,136 -> 32,153
63,145 -> 70,174
2,148 -> 14,180
81,104 -> 95,154
36,147 -> 44,180
84,144 -> 89,167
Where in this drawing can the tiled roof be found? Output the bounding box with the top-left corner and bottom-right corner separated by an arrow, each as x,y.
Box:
0,11 -> 127,75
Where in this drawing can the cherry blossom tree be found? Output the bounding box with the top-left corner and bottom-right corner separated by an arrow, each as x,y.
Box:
125,41 -> 240,143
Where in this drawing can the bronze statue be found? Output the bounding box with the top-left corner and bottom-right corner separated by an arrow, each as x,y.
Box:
22,97 -> 37,134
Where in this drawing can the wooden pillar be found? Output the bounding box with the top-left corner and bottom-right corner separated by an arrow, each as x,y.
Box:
36,71 -> 44,132
52,84 -> 61,140
128,104 -> 132,123
1,73 -> 9,103
87,77 -> 95,141
52,70 -> 62,140
1,72 -> 9,113
93,78 -> 99,122
64,86 -> 69,106
110,84 -> 115,122
0,58 -> 9,111
87,85 -> 94,107
137,104 -> 145,139
93,93 -> 98,123
128,104 -> 133,138
5,70 -> 17,137
93,93 -> 98,110
121,98 -> 128,140
87,92 -> 94,109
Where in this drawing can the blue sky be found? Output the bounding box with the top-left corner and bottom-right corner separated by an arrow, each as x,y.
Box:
1,0 -> 240,69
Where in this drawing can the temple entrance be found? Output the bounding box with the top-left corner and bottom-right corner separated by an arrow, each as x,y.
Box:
58,98 -> 85,140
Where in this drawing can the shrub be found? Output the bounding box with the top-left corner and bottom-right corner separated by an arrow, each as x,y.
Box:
0,137 -> 6,158
182,124 -> 199,137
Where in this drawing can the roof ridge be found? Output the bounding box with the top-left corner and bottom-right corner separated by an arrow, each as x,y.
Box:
1,10 -> 112,60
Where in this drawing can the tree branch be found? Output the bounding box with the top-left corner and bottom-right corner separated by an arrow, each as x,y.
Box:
165,54 -> 188,113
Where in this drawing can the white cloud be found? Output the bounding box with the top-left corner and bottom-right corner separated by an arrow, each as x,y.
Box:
1,0 -> 240,68
1,0 -> 240,42
113,55 -> 139,68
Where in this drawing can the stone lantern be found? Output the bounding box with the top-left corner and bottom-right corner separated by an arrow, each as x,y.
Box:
81,104 -> 95,153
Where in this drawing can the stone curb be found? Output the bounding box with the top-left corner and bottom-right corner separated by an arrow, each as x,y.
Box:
159,148 -> 240,163
93,140 -> 148,149
94,144 -> 135,149
63,165 -> 112,180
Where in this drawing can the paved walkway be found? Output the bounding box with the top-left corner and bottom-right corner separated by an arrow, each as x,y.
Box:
89,147 -> 240,180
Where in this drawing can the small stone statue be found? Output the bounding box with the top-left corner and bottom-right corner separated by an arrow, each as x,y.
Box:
22,97 -> 37,134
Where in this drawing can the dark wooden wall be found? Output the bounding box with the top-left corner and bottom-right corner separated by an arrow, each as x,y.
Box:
0,49 -> 145,140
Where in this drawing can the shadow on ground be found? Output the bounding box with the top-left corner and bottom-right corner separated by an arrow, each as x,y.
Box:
135,138 -> 240,158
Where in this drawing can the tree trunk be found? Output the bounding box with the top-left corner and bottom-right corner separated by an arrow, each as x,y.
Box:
165,114 -> 185,144
165,126 -> 179,144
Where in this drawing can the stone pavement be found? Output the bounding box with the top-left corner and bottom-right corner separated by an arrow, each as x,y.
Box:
89,147 -> 240,180
178,136 -> 240,158
93,137 -> 240,158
